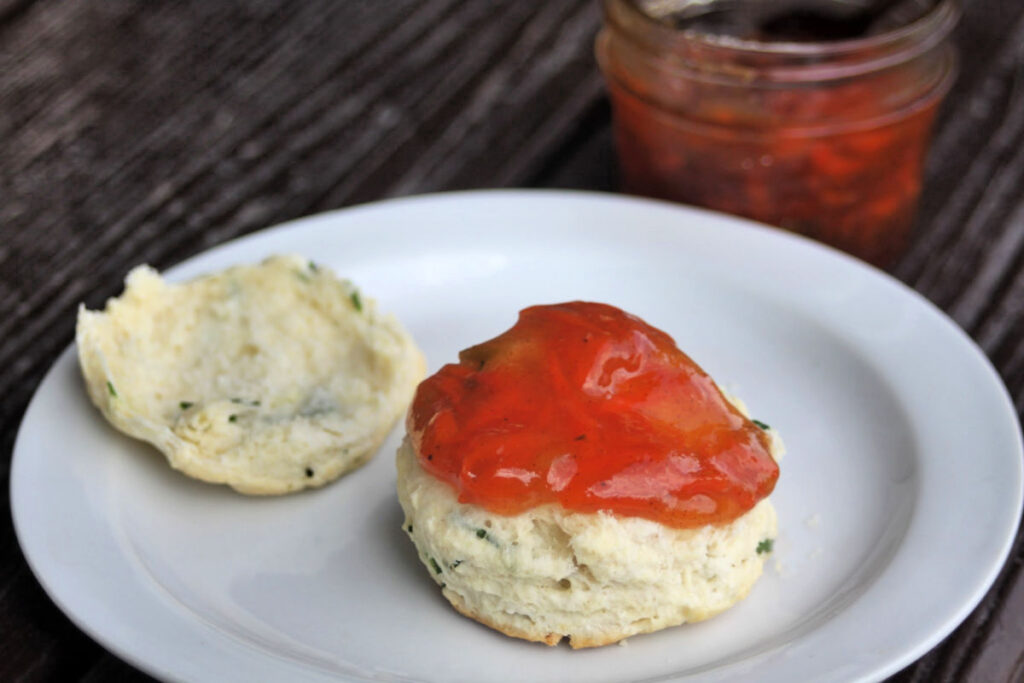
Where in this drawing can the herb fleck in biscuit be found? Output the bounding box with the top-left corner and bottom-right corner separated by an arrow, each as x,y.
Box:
77,255 -> 424,494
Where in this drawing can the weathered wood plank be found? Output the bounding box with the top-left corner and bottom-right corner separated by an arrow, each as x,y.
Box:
77,655 -> 155,683
963,555 -> 1024,682
947,200 -> 1024,334
897,8 -> 1024,292
918,107 -> 1024,312
379,1 -> 600,196
0,0 -> 36,30
0,1 -> 394,310
0,561 -> 101,681
530,98 -> 615,191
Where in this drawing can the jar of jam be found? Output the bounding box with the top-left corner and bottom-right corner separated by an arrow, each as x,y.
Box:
596,0 -> 959,266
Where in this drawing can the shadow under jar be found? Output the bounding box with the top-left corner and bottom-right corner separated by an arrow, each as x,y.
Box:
596,0 -> 959,266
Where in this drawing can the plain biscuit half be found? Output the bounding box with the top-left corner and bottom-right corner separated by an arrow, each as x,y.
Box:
77,254 -> 425,494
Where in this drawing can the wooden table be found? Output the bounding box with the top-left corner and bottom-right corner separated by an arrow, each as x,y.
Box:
3,1 -> 1023,680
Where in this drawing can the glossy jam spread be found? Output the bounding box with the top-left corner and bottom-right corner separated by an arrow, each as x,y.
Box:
408,302 -> 779,529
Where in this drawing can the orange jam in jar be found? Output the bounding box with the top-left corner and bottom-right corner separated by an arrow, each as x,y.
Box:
596,0 -> 959,266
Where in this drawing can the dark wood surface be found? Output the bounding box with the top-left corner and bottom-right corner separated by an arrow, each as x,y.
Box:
2,1 -> 1023,681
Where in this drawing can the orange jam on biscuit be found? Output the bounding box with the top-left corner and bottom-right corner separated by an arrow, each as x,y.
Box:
409,302 -> 778,529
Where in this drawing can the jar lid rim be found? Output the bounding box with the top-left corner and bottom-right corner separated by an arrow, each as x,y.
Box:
609,0 -> 960,56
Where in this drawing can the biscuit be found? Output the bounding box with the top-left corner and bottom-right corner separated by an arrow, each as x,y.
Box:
396,417 -> 781,648
77,254 -> 425,494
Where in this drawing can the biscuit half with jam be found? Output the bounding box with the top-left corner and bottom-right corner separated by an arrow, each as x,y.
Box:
397,302 -> 781,647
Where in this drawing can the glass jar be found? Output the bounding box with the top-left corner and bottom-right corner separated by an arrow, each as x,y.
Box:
596,0 -> 959,266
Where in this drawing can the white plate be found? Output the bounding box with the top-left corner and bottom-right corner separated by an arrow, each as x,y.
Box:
12,190 -> 1023,683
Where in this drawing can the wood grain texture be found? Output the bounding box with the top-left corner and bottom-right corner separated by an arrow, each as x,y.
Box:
0,0 -> 1022,681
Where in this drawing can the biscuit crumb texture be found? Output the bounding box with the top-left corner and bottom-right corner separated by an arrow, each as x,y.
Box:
77,255 -> 425,494
396,440 -> 777,648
